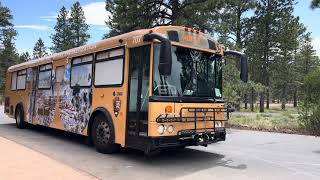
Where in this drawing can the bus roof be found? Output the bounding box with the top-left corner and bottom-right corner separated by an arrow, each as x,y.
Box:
8,26 -> 222,72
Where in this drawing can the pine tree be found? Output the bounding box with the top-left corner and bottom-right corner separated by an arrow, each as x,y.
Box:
33,38 -> 48,59
69,1 -> 90,47
104,0 -> 225,38
215,0 -> 256,50
51,6 -> 72,53
246,0 -> 296,112
19,52 -> 31,62
0,3 -> 19,92
270,13 -> 303,110
311,0 -> 320,9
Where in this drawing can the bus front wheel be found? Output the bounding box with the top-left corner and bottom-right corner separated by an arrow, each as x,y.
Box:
15,106 -> 26,129
91,114 -> 118,154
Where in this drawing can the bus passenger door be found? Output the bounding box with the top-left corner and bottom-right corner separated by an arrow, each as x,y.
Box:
127,45 -> 151,140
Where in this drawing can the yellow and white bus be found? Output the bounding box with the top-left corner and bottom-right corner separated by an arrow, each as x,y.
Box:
4,26 -> 248,154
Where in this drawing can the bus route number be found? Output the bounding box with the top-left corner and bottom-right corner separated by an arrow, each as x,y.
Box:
133,35 -> 143,44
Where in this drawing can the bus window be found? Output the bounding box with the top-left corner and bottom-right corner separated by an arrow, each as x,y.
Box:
17,69 -> 27,90
11,71 -> 17,90
38,64 -> 52,89
94,48 -> 124,86
71,54 -> 93,87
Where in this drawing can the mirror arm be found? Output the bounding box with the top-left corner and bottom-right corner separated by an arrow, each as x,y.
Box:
143,33 -> 169,43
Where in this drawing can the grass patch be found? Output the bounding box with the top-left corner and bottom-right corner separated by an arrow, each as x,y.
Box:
228,108 -> 304,133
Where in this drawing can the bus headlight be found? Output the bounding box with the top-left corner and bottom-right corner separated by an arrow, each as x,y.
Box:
167,125 -> 175,133
157,124 -> 165,134
215,122 -> 223,127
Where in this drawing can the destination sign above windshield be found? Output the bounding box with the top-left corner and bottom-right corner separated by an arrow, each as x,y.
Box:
167,30 -> 217,51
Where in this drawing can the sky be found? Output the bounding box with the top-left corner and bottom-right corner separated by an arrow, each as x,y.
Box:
1,0 -> 320,56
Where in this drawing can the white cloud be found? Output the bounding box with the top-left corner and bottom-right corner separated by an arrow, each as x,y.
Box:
40,2 -> 110,26
15,25 -> 51,31
312,37 -> 320,57
82,2 -> 110,26
40,15 -> 57,22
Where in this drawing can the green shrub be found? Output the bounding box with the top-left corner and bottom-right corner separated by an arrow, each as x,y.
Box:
299,68 -> 320,135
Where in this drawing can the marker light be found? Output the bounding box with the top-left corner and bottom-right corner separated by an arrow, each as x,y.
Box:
165,105 -> 173,113
167,125 -> 175,133
157,124 -> 165,134
215,122 -> 222,127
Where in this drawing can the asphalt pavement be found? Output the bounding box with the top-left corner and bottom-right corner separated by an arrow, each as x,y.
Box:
0,107 -> 319,180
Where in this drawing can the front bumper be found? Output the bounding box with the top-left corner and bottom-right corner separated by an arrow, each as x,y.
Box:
147,127 -> 226,151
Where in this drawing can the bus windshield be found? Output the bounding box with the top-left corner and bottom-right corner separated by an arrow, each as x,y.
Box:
153,43 -> 222,98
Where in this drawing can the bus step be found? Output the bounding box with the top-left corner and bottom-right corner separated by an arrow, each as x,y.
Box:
140,120 -> 148,125
139,132 -> 147,136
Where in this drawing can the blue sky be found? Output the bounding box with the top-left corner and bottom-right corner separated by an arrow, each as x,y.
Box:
1,0 -> 320,56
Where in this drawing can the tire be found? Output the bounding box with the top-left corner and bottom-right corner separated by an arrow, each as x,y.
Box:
91,113 -> 118,154
15,106 -> 26,129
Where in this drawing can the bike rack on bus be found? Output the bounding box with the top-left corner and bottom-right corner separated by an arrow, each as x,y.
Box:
156,107 -> 233,137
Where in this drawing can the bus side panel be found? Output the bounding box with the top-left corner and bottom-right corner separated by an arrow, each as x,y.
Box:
47,59 -> 92,135
4,72 -> 29,121
49,59 -> 69,131
4,72 -> 14,118
91,49 -> 129,147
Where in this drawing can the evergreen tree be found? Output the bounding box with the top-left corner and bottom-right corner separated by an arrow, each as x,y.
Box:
51,6 -> 72,53
270,13 -> 302,110
216,0 -> 256,50
19,51 -> 31,62
0,3 -> 19,91
69,1 -> 90,47
33,38 -> 48,59
311,0 -> 320,9
246,0 -> 295,112
104,0 -> 225,38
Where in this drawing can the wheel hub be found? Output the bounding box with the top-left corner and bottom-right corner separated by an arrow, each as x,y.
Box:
96,121 -> 110,145
16,111 -> 20,124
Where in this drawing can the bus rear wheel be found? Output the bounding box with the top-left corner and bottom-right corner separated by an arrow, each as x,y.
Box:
15,106 -> 26,129
91,114 -> 118,154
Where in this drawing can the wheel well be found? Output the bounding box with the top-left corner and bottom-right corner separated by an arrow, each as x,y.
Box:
87,108 -> 112,144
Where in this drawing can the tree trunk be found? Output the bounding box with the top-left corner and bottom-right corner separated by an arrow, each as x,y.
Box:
260,92 -> 265,113
171,0 -> 180,25
251,88 -> 254,112
266,90 -> 270,109
293,87 -> 298,107
244,93 -> 248,109
236,7 -> 242,50
236,91 -> 241,111
281,85 -> 286,110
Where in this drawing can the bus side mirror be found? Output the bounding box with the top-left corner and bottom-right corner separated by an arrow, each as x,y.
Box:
224,50 -> 248,82
143,33 -> 172,76
240,54 -> 248,82
158,40 -> 172,76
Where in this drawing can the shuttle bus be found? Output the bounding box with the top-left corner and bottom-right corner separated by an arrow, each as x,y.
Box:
4,26 -> 248,154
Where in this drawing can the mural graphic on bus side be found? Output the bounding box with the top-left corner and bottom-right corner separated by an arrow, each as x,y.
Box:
59,63 -> 92,134
34,62 -> 92,134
